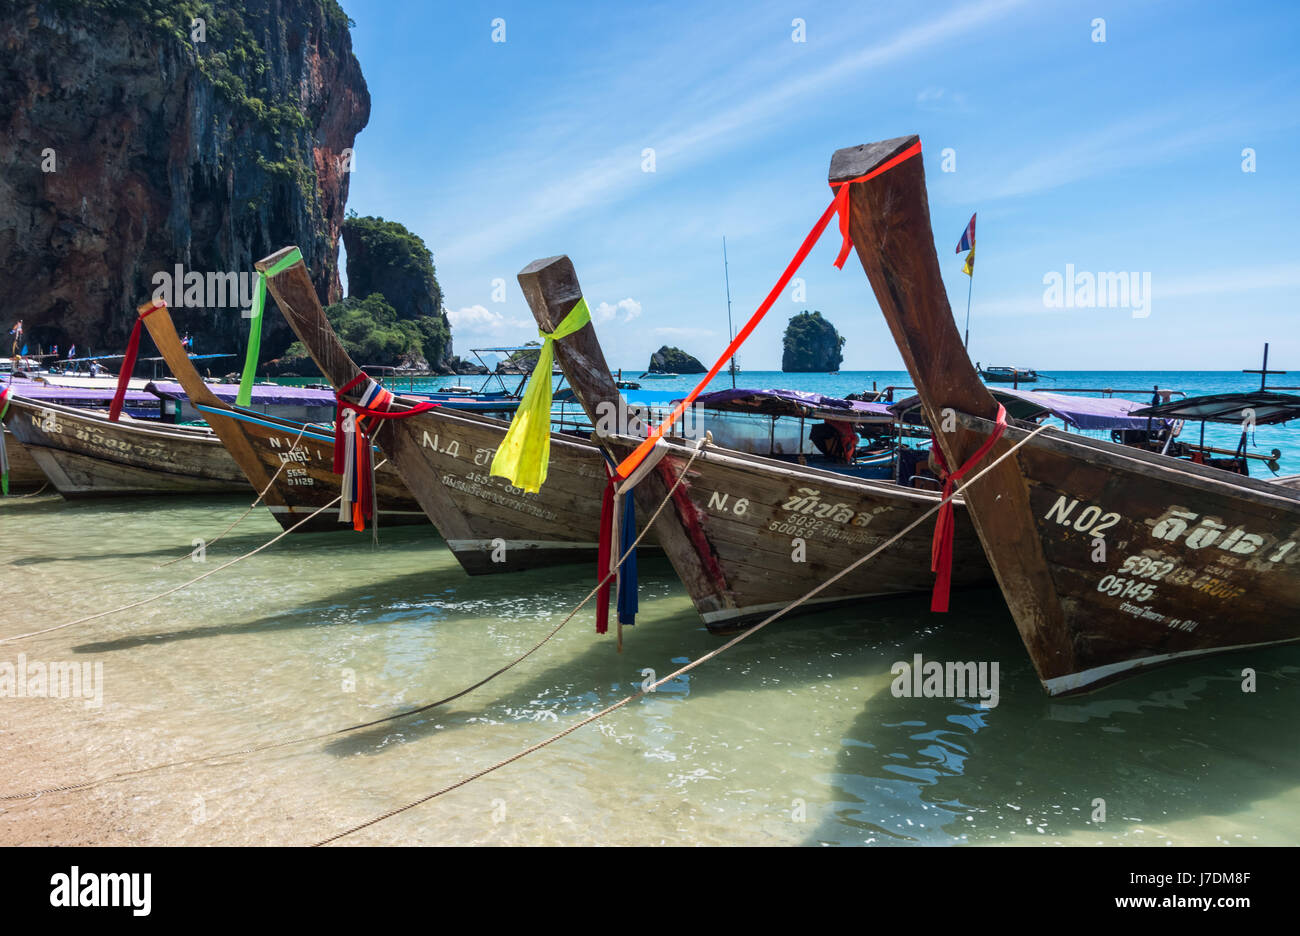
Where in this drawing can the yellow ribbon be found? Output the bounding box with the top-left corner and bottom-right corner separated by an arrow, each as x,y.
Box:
489,298 -> 591,493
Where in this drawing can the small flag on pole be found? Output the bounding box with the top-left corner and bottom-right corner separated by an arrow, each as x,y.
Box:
955,213 -> 975,253
956,212 -> 976,277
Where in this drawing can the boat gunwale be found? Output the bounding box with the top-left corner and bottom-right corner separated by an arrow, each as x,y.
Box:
955,411 -> 1300,508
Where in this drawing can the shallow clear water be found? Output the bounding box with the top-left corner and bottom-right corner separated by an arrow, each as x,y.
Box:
3,370 -> 1298,845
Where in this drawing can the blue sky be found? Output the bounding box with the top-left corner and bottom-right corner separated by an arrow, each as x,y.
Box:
338,0 -> 1300,372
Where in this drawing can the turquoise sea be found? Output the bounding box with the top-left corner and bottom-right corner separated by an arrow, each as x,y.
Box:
2,370 -> 1298,845
374,368 -> 1300,468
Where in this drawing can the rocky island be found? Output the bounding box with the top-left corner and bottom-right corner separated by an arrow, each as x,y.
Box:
647,345 -> 706,374
782,311 -> 844,372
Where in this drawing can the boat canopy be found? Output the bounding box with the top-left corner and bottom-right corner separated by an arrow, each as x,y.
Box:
890,387 -> 1165,431
146,380 -> 336,407
1130,391 -> 1300,425
686,388 -> 898,424
4,379 -> 157,404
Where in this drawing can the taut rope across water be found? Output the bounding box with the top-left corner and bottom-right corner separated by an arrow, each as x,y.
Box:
312,422 -> 1051,846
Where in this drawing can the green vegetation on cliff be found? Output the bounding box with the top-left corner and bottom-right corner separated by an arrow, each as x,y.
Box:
282,293 -> 432,369
781,310 -> 844,372
279,215 -> 450,371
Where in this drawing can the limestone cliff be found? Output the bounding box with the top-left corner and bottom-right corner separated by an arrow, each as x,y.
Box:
0,0 -> 369,363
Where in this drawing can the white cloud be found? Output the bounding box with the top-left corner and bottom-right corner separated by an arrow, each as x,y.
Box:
447,304 -> 501,330
440,0 -> 1032,265
593,297 -> 642,324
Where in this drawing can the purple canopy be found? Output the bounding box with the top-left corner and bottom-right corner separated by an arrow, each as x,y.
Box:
687,388 -> 896,422
146,381 -> 336,407
891,387 -> 1167,431
3,379 -> 157,405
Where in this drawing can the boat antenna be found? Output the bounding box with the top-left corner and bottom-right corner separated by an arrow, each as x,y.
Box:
1243,341 -> 1286,391
723,236 -> 736,388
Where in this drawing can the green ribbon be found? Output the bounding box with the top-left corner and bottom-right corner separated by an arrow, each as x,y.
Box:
489,298 -> 592,493
236,248 -> 303,407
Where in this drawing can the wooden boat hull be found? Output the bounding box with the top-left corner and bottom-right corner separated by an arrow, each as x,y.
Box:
959,412 -> 1300,693
514,254 -> 992,632
2,396 -> 246,497
135,299 -> 428,533
981,371 -> 1037,384
2,428 -> 49,491
257,246 -> 636,573
365,408 -> 615,573
197,406 -> 429,532
604,435 -> 989,630
834,134 -> 1300,694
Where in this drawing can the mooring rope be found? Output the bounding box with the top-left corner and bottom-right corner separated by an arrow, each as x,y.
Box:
0,438 -> 711,802
0,446 -> 356,646
1,422 -> 315,599
312,424 -> 1051,846
152,421 -> 314,569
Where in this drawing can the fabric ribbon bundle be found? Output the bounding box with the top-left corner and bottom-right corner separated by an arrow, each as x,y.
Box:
489,298 -> 591,493
0,386 -> 11,495
928,404 -> 1007,612
595,440 -> 669,637
332,373 -> 438,533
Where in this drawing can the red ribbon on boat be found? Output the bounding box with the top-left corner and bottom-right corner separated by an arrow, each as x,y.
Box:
830,139 -> 924,269
610,141 -> 923,485
929,404 -> 1007,613
109,302 -> 163,422
332,372 -> 439,531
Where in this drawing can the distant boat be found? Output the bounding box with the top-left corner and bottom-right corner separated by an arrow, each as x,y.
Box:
978,363 -> 1038,383
639,372 -> 679,379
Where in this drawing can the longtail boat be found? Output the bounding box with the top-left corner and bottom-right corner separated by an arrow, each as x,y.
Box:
2,388 -> 246,496
833,133 -> 1300,694
978,365 -> 1038,384
257,245 -> 635,573
515,254 -> 993,630
136,300 -> 428,531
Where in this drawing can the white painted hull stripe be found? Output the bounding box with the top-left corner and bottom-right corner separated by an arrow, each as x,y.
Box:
1043,637 -> 1300,694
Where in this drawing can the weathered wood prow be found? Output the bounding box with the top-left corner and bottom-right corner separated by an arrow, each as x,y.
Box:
256,246 -> 365,398
516,255 -> 625,429
829,136 -> 999,451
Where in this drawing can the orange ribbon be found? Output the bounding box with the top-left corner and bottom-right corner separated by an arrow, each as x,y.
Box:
612,141 -> 923,482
